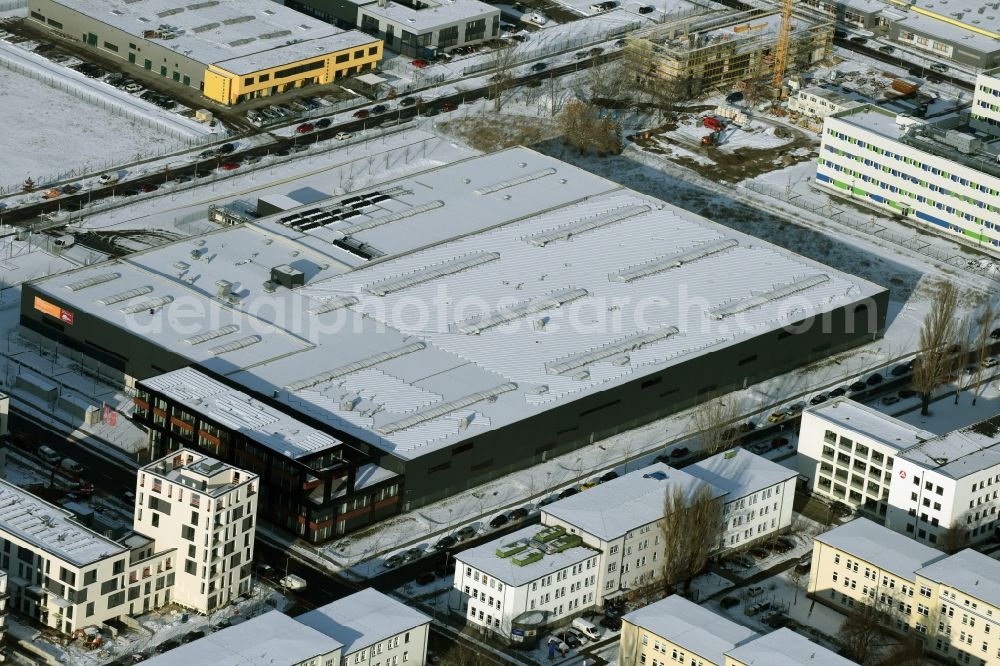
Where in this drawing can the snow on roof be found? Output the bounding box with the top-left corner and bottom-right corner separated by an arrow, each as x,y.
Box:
47,0 -> 378,74
355,462 -> 398,489
830,105 -> 908,140
142,448 -> 255,497
899,4 -> 1000,49
296,588 -> 429,655
33,147 -> 885,462
727,628 -> 859,666
917,549 -> 1000,609
686,448 -> 796,502
356,0 -> 498,32
454,524 -> 600,587
815,518 -> 945,581
144,611 -> 342,666
541,463 -> 724,541
0,479 -> 125,567
805,398 -> 935,452
140,368 -> 347,460
900,414 -> 1000,479
623,596 -> 757,665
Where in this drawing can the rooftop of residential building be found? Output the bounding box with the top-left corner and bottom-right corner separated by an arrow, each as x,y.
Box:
142,449 -> 256,498
687,447 -> 796,502
900,414 -> 1000,478
726,628 -> 859,665
805,398 -> 935,452
541,462 -> 725,542
143,611 -> 342,666
0,479 -> 125,567
454,524 -> 600,587
623,595 -> 758,665
815,517 -> 946,581
917,548 -> 1000,610
296,588 -> 430,655
44,0 -> 378,74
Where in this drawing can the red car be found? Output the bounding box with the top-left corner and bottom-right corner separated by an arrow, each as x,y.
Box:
220,161 -> 241,171
353,109 -> 370,119
441,102 -> 457,112
411,59 -> 428,68
138,183 -> 158,193
296,122 -> 315,133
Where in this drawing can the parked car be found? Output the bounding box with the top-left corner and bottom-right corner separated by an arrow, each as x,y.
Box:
638,4 -> 654,12
371,104 -> 388,114
849,36 -> 868,44
456,525 -> 478,541
334,132 -> 352,140
830,501 -> 853,518
771,436 -> 789,449
353,109 -> 370,119
415,572 -> 436,585
296,122 -> 315,133
670,446 -> 689,458
410,58 -> 428,68
98,172 -> 119,185
891,363 -> 911,376
574,50 -> 588,60
849,381 -> 868,392
767,411 -> 786,424
489,513 -> 509,529
898,388 -> 917,399
279,574 -> 307,590
720,595 -> 740,609
530,62 -> 548,72
138,183 -> 158,193
809,393 -> 827,405
402,547 -> 423,563
314,118 -> 332,129
984,357 -> 998,368
440,102 -> 457,112
829,386 -> 848,397
787,402 -> 806,415
881,395 -> 900,405
434,535 -> 457,550
38,445 -> 61,464
991,327 -> 1000,340
572,617 -> 601,640
600,614 -> 622,630
929,62 -> 948,72
866,373 -> 883,386
556,631 -> 580,649
124,82 -> 143,93
60,458 -> 84,475
220,161 -> 241,171
600,470 -> 619,482
589,47 -> 604,56
580,479 -> 600,490
399,96 -> 418,107
750,547 -> 769,560
382,555 -> 404,569
878,45 -> 895,53
747,585 -> 765,596
508,507 -> 529,520
559,487 -> 579,499
546,636 -> 569,655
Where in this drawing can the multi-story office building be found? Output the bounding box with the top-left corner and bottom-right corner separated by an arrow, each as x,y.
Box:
817,105 -> 1000,251
297,588 -> 430,666
134,449 -> 258,614
810,518 -> 1000,665
135,368 -> 401,544
619,595 -> 757,666
687,448 -> 797,551
798,398 -> 934,516
972,67 -> 1000,138
28,0 -> 382,105
453,524 -> 601,642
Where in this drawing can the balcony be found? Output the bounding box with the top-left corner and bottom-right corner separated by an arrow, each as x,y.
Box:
834,469 -> 849,481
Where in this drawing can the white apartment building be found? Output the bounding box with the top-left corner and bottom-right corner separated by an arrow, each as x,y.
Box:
297,587 -> 430,666
971,67 -> 1000,138
788,85 -> 867,119
687,448 -> 797,551
886,416 -> 1000,547
817,104 -> 1000,251
453,524 -> 601,642
798,398 -> 934,516
144,610 -> 343,666
134,450 -> 258,614
542,463 -> 724,599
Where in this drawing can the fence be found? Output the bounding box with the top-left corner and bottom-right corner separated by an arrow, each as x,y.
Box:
742,180 -> 1000,282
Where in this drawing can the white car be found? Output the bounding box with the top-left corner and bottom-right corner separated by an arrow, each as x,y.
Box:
124,83 -> 143,94
984,357 -> 998,368
527,12 -> 548,24
334,132 -> 352,141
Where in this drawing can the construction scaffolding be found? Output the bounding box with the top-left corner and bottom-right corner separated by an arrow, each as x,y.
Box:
624,8 -> 833,97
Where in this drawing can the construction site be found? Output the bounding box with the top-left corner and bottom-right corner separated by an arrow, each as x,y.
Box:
624,8 -> 834,97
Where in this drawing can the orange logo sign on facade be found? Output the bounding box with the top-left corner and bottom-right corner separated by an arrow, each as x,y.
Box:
33,296 -> 74,325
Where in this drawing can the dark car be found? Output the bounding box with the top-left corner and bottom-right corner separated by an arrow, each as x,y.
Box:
850,36 -> 868,44
399,97 -> 418,107
835,29 -> 847,38
181,629 -> 206,644
510,34 -> 529,43
217,143 -> 235,154
849,381 -> 867,392
415,572 -> 436,585
558,632 -> 581,649
199,149 -> 215,159
898,388 -> 917,399
489,513 -> 509,529
738,421 -> 757,433
866,373 -> 883,386
670,446 -> 690,458
720,595 -> 740,609
315,118 -> 332,128
589,47 -> 604,56
831,501 -> 853,518
638,4 -> 654,12
456,526 -> 478,541
371,104 -> 388,114
600,470 -> 619,482
829,386 -> 848,397
879,45 -> 895,53
60,183 -> 82,194
559,487 -> 579,499
530,62 -> 547,72
725,91 -> 744,104
809,394 -> 827,405
891,364 -> 911,377
509,507 -> 529,520
434,535 -> 457,550
991,327 -> 1000,340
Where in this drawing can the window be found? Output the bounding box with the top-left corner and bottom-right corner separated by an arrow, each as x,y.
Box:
244,77 -> 254,86
103,41 -> 118,52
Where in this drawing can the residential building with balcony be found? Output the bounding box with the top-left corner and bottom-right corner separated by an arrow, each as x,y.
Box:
297,588 -> 430,666
798,398 -> 934,516
134,368 -> 401,544
134,449 -> 258,614
816,105 -> 1000,252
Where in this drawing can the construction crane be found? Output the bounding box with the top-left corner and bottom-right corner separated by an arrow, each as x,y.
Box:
770,0 -> 795,90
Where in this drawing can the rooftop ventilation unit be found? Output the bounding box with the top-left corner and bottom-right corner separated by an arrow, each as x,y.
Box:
612,239 -> 738,282
97,286 -> 153,306
366,252 -> 500,296
65,272 -> 121,291
475,168 -> 557,195
309,295 -> 359,315
285,342 -> 426,392
546,326 -> 680,375
708,274 -> 830,320
455,288 -> 589,335
526,204 -> 651,247
376,383 -> 518,434
333,200 -> 444,238
209,335 -> 261,355
271,264 -> 305,289
222,15 -> 255,24
192,22 -> 220,33
121,296 -> 174,314
184,325 -> 240,345
216,280 -> 232,298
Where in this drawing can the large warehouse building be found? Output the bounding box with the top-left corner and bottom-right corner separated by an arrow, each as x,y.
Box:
21,147 -> 888,542
27,0 -> 382,105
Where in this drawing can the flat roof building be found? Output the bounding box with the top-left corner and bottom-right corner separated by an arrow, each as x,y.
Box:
889,3 -> 1000,69
972,67 -> 1000,138
22,147 -> 888,541
724,628 -> 859,666
27,0 -> 383,105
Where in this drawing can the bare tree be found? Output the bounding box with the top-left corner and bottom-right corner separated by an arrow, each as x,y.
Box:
954,314 -> 972,405
972,299 -> 995,406
787,566 -> 805,605
941,516 -> 970,554
880,635 -> 925,666
487,43 -> 520,112
694,399 -> 741,455
660,483 -> 722,594
556,100 -> 621,156
838,601 -> 889,664
913,280 -> 959,415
